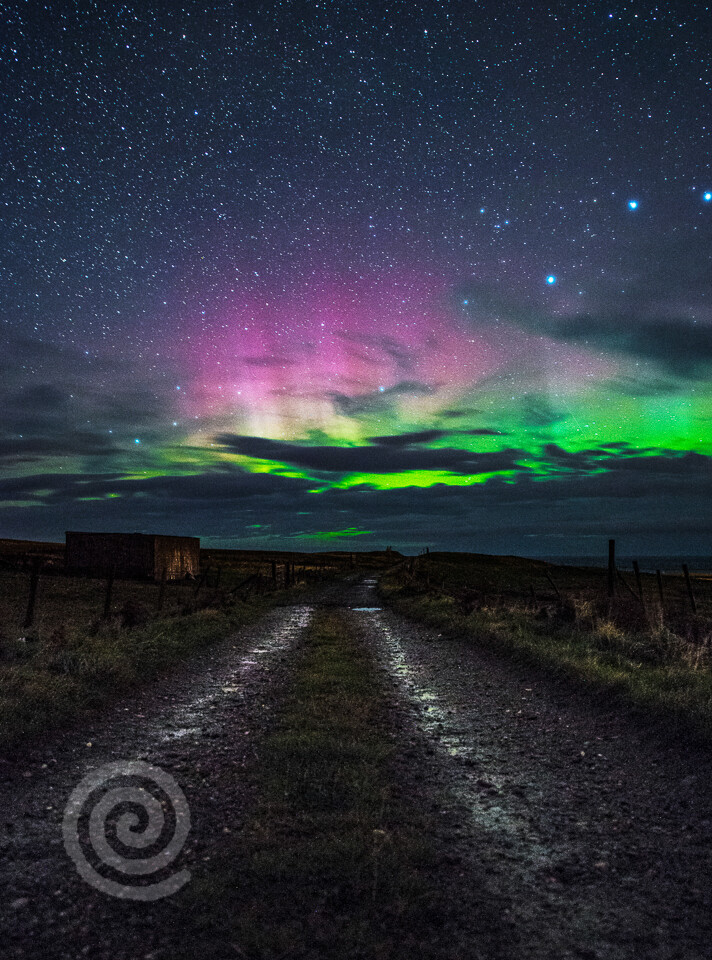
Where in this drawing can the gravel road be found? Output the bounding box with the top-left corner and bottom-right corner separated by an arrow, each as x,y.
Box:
0,598 -> 316,958
2,576 -> 712,959
354,578 -> 712,960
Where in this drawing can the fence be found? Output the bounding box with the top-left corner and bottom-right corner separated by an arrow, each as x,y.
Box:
1,553 -> 350,639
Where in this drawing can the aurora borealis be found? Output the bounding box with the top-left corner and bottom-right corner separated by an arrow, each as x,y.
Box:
2,2 -> 711,555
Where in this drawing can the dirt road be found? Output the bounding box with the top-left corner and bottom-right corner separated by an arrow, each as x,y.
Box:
2,576 -> 712,959
356,578 -> 712,960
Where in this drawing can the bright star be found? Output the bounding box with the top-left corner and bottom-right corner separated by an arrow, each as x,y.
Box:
546,275 -> 557,285
134,438 -> 141,444
462,299 -> 469,306
628,200 -> 639,210
704,192 -> 712,202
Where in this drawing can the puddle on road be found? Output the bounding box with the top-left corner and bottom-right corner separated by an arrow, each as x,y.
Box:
165,725 -> 202,739
364,610 -> 550,870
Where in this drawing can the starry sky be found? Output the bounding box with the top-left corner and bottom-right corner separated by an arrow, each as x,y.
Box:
2,1 -> 711,556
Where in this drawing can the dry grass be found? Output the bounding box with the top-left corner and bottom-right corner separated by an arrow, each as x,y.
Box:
380,553 -> 712,743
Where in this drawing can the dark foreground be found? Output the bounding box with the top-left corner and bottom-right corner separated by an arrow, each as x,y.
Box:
2,576 -> 711,959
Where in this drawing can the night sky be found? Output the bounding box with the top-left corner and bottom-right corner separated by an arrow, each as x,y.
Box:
2,1 -> 711,556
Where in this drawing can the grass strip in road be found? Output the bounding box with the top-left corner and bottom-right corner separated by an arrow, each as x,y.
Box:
380,573 -> 712,743
179,609 -> 444,959
0,598 -> 278,751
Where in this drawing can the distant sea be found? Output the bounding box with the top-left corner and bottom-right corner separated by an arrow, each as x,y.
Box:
543,556 -> 712,574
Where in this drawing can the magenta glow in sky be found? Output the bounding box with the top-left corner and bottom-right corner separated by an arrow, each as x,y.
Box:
1,2 -> 711,554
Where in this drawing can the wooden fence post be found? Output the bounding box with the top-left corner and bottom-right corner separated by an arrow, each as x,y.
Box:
607,539 -> 616,598
102,566 -> 115,620
632,561 -> 648,618
682,564 -> 697,615
194,570 -> 207,597
656,569 -> 665,615
156,567 -> 167,613
23,558 -> 41,629
545,571 -> 561,602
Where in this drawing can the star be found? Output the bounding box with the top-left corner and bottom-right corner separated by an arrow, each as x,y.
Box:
546,275 -> 557,285
628,200 -> 639,210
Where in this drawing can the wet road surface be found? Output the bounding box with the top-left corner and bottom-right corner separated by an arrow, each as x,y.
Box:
2,575 -> 712,959
1,600 -> 315,957
350,577 -> 712,960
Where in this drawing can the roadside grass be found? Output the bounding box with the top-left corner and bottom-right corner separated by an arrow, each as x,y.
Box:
0,562 -> 274,640
0,596 -> 279,751
380,557 -> 712,743
177,609 -> 444,959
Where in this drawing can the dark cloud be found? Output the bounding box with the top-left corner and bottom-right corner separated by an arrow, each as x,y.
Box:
336,331 -> 415,371
329,380 -> 434,416
365,428 -> 507,446
0,334 -> 178,462
546,315 -> 712,379
0,466 -> 312,505
214,433 -> 526,476
521,396 -> 569,428
2,448 -> 710,557
461,286 -> 712,379
366,430 -> 449,447
605,374 -> 687,397
0,432 -> 121,461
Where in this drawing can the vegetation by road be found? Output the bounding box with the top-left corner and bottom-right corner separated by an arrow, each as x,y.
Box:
380,552 -> 712,741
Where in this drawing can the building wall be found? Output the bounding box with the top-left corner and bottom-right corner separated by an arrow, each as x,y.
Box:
65,532 -> 200,580
153,536 -> 200,580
